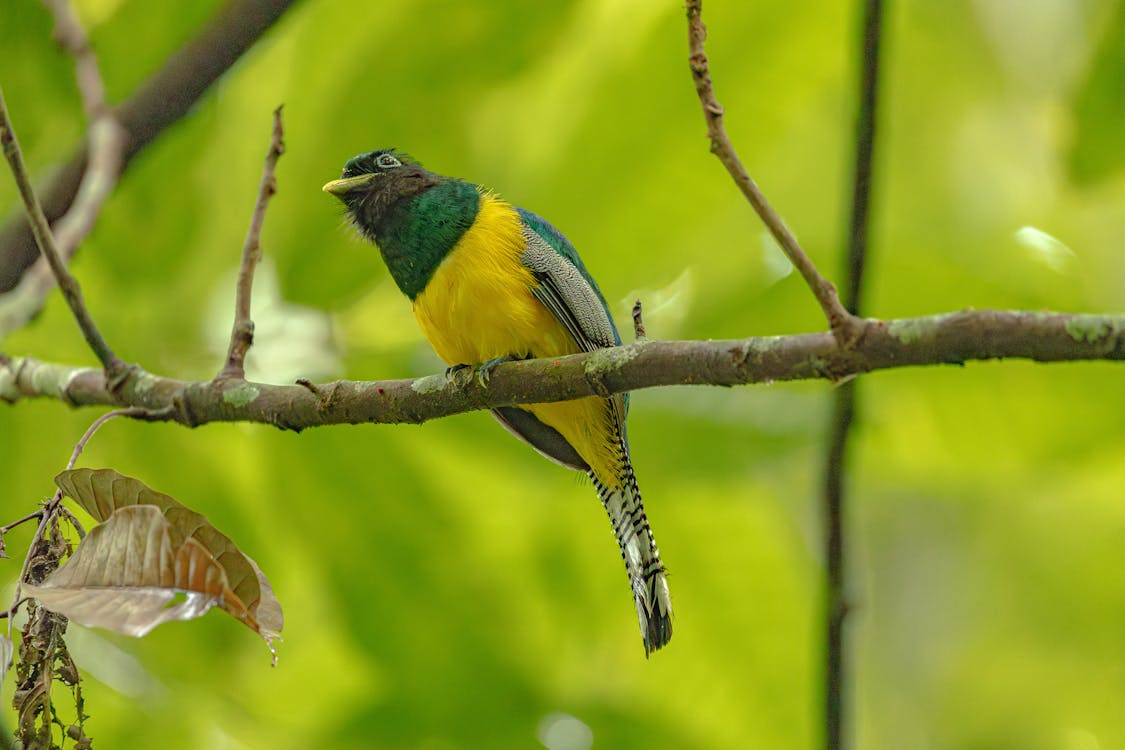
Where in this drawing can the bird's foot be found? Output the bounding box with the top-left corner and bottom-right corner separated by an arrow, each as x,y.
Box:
476,355 -> 514,386
445,363 -> 473,386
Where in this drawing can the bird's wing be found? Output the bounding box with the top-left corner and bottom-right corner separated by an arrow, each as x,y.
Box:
488,209 -> 630,471
491,406 -> 589,471
517,208 -> 620,353
518,208 -> 628,428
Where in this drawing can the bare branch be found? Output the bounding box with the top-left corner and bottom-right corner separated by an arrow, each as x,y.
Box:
3,311 -> 1123,430
842,0 -> 884,317
0,0 -> 127,344
42,0 -> 108,119
0,0 -> 299,292
218,106 -> 286,381
685,0 -> 859,343
0,510 -> 43,538
0,85 -> 124,375
65,407 -> 163,471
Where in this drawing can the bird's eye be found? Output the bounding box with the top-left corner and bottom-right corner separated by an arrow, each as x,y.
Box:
376,154 -> 402,169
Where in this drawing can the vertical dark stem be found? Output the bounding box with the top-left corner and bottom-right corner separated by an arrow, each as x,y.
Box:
824,379 -> 855,750
844,0 -> 884,315
825,1 -> 884,749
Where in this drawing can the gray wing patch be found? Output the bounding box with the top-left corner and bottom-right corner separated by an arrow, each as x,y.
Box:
521,225 -> 618,353
491,407 -> 589,471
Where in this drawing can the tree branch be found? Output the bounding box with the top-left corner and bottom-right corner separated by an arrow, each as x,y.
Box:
0,0 -> 299,292
2,311 -> 1122,429
685,0 -> 859,343
0,85 -> 123,375
0,0 -> 126,343
824,4 -> 884,749
217,106 -> 285,381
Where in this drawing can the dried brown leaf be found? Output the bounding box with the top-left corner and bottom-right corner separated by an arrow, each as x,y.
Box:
24,506 -> 257,638
55,468 -> 283,633
245,553 -> 284,636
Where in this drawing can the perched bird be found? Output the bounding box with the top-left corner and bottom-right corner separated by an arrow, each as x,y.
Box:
324,149 -> 672,655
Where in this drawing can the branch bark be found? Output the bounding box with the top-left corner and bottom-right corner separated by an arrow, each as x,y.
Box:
3,310 -> 1122,429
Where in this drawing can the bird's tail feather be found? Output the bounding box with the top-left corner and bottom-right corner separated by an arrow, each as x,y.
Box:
589,440 -> 673,656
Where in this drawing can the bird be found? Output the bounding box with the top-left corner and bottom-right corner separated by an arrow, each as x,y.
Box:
323,149 -> 672,655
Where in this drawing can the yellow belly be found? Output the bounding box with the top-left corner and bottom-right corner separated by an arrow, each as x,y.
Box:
412,195 -> 620,483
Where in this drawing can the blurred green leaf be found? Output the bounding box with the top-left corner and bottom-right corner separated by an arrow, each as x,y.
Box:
1,1 -> 1124,748
1069,3 -> 1125,183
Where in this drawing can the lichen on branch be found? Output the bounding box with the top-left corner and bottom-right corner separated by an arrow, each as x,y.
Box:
2,310 -> 1123,432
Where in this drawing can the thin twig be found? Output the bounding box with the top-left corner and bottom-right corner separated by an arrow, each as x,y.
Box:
42,0 -> 108,120
56,504 -> 86,539
0,0 -> 299,293
632,299 -> 646,341
824,380 -> 854,750
843,0 -> 883,317
65,407 -> 153,471
218,105 -> 285,381
0,510 -> 43,538
6,501 -> 52,641
0,85 -> 124,375
825,2 -> 884,749
6,405 -> 147,638
0,0 -> 127,343
685,0 -> 859,344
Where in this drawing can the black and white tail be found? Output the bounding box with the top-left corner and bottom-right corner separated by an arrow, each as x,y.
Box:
590,439 -> 673,656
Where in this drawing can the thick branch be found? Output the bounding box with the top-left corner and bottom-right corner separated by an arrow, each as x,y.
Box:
2,311 -> 1122,429
685,0 -> 858,343
218,106 -> 285,381
0,0 -> 298,292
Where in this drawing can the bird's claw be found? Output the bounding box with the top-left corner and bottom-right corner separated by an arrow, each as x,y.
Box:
445,363 -> 472,385
476,356 -> 514,386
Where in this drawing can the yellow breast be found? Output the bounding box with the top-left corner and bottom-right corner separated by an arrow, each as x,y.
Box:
412,194 -> 574,365
411,194 -> 621,485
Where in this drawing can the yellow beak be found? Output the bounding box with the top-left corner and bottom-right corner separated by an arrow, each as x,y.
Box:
322,174 -> 375,195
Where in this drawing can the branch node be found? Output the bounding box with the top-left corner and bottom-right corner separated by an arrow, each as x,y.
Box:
296,378 -> 333,409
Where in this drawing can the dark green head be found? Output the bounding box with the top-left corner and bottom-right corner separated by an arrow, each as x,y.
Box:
324,148 -> 482,298
322,148 -> 435,242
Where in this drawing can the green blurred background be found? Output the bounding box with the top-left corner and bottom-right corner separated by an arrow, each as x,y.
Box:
3,0 -> 1125,747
